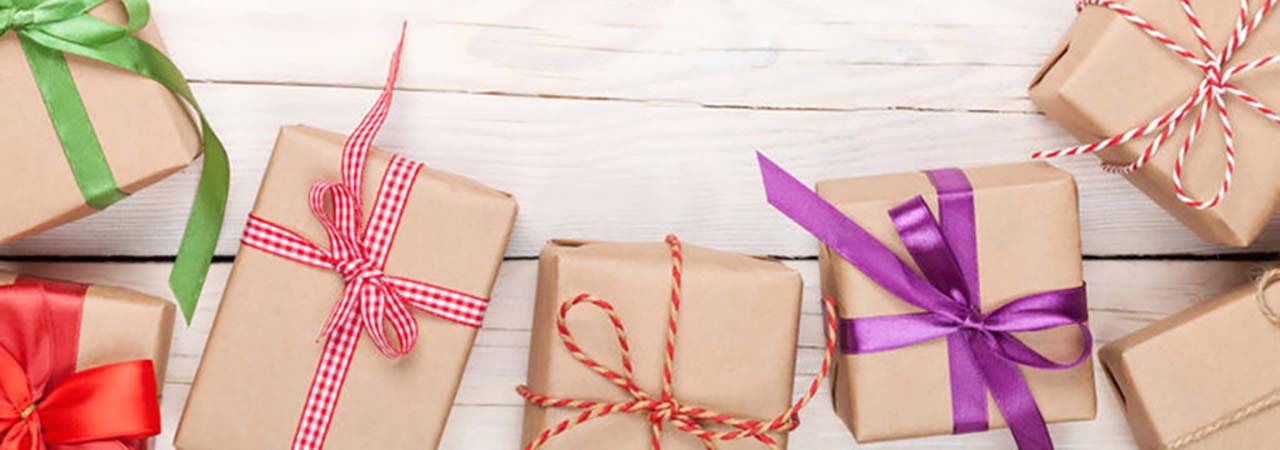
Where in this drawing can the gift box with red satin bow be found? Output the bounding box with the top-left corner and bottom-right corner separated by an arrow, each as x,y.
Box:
1030,0 -> 1280,246
175,125 -> 518,450
0,271 -> 174,450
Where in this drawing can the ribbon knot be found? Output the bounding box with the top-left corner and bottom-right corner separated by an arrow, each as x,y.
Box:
336,258 -> 383,283
2,9 -> 35,29
517,236 -> 839,450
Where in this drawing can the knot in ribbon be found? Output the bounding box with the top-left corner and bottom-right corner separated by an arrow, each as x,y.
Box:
1034,0 -> 1280,210
517,235 -> 839,450
759,154 -> 1092,450
239,27 -> 492,450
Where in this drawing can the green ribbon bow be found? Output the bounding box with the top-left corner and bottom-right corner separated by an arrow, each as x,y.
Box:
1,0 -> 228,323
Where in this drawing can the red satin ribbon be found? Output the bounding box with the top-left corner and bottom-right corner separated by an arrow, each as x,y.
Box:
0,279 -> 161,450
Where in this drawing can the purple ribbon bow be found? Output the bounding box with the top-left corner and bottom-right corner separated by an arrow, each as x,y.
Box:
757,153 -> 1091,450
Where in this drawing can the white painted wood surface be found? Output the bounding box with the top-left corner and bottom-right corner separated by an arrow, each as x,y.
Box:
2,1 -> 1277,449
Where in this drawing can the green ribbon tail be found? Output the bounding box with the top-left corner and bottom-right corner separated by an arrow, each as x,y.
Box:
18,34 -> 127,209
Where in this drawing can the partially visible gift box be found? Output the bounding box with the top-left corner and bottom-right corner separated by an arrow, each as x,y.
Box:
1030,0 -> 1280,246
758,156 -> 1096,448
176,35 -> 519,449
0,271 -> 174,449
519,238 -> 814,450
1099,275 -> 1280,449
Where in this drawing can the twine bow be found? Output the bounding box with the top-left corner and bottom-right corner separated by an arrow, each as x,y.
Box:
1033,0 -> 1280,210
238,26 -> 491,450
1159,269 -> 1280,449
517,235 -> 838,450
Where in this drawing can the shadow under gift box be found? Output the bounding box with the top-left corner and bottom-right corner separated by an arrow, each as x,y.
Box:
174,126 -> 518,450
1099,282 -> 1280,449
522,240 -> 803,450
0,0 -> 200,242
1030,0 -> 1280,247
818,162 -> 1096,443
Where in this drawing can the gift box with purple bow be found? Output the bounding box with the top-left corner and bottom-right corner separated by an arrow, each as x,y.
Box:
758,155 -> 1097,449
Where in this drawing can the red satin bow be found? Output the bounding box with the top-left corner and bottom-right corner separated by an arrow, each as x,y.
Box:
0,284 -> 161,450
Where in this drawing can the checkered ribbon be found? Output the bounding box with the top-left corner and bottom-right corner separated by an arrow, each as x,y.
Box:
517,235 -> 838,450
239,26 -> 490,450
1033,0 -> 1280,209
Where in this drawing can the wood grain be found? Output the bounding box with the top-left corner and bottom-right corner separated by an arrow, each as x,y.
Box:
0,258 -> 1264,449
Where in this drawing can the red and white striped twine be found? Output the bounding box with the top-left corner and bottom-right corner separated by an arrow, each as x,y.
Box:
517,235 -> 838,450
240,24 -> 491,450
1032,0 -> 1280,210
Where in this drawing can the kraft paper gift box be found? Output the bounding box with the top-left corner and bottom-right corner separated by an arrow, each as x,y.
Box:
1030,0 -> 1280,246
520,239 -> 805,450
175,125 -> 518,450
806,161 -> 1096,443
0,272 -> 175,448
0,0 -> 203,242
1098,279 -> 1280,449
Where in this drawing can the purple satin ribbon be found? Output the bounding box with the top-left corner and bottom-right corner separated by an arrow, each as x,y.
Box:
757,153 -> 1091,450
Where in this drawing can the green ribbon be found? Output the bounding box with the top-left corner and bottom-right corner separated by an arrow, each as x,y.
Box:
2,0 -> 228,323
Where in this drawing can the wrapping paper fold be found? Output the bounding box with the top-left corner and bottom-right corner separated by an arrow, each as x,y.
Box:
0,0 -> 200,242
521,240 -> 804,450
1099,281 -> 1280,449
1030,0 -> 1280,246
817,162 -> 1096,442
175,125 -> 518,450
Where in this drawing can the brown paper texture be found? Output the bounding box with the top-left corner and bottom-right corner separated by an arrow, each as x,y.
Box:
1099,283 -> 1280,450
0,271 -> 175,393
0,0 -> 201,243
817,161 -> 1096,443
521,240 -> 804,450
1030,0 -> 1280,246
175,125 -> 518,450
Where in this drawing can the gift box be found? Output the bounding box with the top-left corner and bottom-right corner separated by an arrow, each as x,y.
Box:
758,156 -> 1096,448
1098,277 -> 1280,449
519,238 -> 810,450
0,271 -> 174,448
1030,0 -> 1280,246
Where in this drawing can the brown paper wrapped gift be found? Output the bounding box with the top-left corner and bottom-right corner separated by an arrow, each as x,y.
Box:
520,239 -> 804,450
175,125 -> 518,450
0,271 -> 175,390
1030,0 -> 1280,246
817,162 -> 1096,442
0,0 -> 200,242
1099,278 -> 1280,449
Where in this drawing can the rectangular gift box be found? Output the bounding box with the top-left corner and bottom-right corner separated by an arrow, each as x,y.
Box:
817,162 -> 1096,442
0,271 -> 175,397
1030,0 -> 1280,246
175,125 -> 518,450
0,0 -> 200,242
521,240 -> 804,450
1099,282 -> 1280,449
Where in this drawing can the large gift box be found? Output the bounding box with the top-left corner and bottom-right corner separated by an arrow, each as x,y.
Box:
758,156 -> 1096,448
1030,0 -> 1280,246
0,272 -> 174,448
1098,277 -> 1280,449
519,238 -> 814,450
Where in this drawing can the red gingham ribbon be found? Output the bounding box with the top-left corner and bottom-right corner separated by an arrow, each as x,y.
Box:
239,26 -> 490,450
516,235 -> 838,450
1033,0 -> 1280,209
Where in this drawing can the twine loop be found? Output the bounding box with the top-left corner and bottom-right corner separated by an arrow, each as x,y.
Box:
517,235 -> 838,450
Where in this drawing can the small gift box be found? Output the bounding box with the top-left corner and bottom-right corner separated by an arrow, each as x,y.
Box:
176,35 -> 518,450
1099,274 -> 1280,449
518,237 -> 834,450
1030,0 -> 1280,246
0,271 -> 174,449
758,156 -> 1096,448
0,0 -> 229,320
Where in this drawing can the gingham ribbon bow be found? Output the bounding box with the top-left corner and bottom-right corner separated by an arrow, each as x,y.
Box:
239,27 -> 489,450
517,235 -> 838,450
1034,0 -> 1280,209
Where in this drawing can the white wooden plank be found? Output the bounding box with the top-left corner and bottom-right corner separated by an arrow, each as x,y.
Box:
3,83 -> 1279,258
0,258 -> 1264,449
